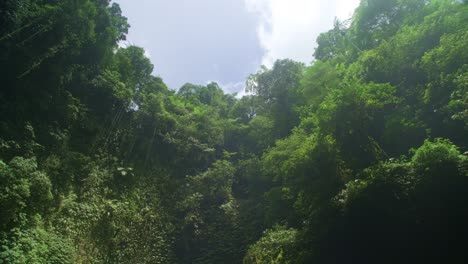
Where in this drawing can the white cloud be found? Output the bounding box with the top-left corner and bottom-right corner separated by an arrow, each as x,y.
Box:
245,0 -> 360,67
336,0 -> 361,21
143,49 -> 151,59
222,81 -> 248,98
207,80 -> 246,97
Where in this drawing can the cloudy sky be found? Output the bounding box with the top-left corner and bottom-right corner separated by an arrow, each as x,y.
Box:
115,0 -> 360,93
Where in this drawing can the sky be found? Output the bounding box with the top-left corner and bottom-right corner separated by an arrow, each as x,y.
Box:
114,0 -> 361,94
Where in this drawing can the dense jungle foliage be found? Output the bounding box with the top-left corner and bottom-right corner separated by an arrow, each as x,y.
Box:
0,0 -> 467,263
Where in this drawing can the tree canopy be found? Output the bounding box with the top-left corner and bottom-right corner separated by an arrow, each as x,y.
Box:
0,0 -> 467,263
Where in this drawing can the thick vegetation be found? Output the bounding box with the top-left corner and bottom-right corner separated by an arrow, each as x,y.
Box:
0,0 -> 467,263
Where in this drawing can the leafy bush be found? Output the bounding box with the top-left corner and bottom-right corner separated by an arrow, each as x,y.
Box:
243,226 -> 298,264
0,157 -> 52,231
0,227 -> 74,264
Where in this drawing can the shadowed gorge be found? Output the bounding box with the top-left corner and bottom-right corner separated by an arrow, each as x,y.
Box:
0,0 -> 467,263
